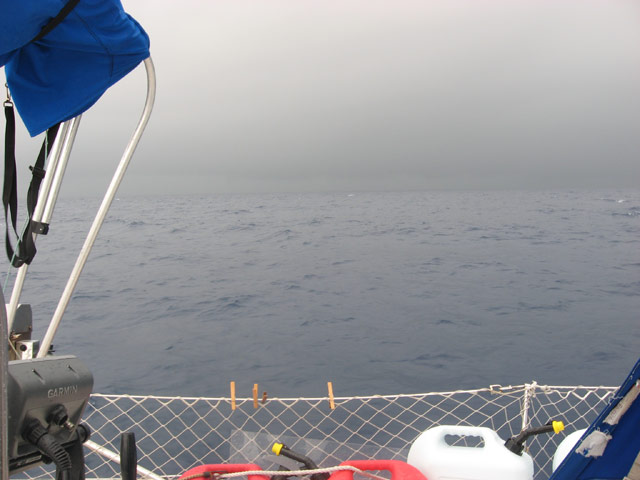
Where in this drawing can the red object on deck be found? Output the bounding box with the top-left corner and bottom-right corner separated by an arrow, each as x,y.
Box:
329,459 -> 428,480
179,464 -> 270,480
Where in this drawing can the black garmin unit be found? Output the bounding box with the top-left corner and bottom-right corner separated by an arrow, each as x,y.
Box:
7,355 -> 93,478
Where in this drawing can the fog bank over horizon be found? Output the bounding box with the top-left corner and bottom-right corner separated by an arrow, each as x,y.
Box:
4,0 -> 639,197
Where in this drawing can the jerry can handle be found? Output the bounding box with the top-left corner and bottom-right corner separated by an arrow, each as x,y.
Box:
421,426 -> 504,450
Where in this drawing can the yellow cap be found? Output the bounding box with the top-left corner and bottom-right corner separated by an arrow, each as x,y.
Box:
272,443 -> 284,455
552,421 -> 565,434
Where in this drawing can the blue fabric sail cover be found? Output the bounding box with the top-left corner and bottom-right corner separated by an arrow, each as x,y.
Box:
0,0 -> 149,136
549,357 -> 640,480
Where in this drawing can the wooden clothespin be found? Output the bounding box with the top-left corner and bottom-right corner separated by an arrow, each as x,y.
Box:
327,381 -> 335,410
230,381 -> 236,411
253,384 -> 259,409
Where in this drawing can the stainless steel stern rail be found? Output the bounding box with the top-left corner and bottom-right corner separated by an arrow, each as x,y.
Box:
37,56 -> 156,357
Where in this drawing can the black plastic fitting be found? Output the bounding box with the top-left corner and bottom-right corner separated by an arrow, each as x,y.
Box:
48,405 -> 70,427
505,421 -> 562,455
22,418 -> 72,476
273,444 -> 329,480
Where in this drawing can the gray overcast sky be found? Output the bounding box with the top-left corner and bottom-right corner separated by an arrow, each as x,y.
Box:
5,0 -> 640,196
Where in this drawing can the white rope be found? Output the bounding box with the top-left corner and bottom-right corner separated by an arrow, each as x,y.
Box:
213,465 -> 387,480
86,442 -> 387,480
88,387 -> 527,414
89,383 -> 616,403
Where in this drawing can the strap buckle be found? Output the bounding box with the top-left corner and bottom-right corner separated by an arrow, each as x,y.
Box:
29,164 -> 46,180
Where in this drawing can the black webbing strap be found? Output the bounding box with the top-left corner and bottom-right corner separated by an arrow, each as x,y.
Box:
3,101 -> 19,265
3,98 -> 61,267
27,125 -> 60,222
30,0 -> 81,43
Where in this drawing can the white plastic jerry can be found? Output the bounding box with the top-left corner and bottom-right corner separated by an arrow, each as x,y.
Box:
407,426 -> 534,480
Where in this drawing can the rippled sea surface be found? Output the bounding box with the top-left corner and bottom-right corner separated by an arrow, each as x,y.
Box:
5,189 -> 639,397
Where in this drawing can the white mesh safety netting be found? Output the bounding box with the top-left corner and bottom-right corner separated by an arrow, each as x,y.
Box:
19,383 -> 616,480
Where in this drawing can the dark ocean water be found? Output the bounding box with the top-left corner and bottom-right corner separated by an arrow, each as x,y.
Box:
5,189 -> 639,397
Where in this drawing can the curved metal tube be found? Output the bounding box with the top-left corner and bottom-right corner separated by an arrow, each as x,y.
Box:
42,115 -> 83,223
38,56 -> 156,357
6,117 -> 81,332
